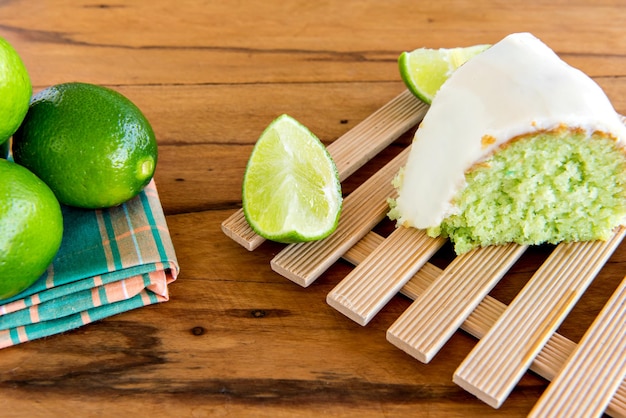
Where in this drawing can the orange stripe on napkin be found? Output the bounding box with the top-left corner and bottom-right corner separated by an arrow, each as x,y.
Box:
29,306 -> 40,323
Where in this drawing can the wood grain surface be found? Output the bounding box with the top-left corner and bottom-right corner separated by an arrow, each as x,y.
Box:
1,1 -> 626,416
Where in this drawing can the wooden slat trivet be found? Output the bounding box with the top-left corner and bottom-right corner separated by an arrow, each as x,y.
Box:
326,227 -> 445,326
222,85 -> 626,414
270,148 -> 409,287
343,232 -> 626,417
386,243 -> 527,363
528,273 -> 626,418
221,90 -> 427,251
453,227 -> 626,409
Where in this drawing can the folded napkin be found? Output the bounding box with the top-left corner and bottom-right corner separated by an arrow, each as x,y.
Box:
0,180 -> 179,349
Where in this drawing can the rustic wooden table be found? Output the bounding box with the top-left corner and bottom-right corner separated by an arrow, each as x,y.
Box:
2,1 -> 626,416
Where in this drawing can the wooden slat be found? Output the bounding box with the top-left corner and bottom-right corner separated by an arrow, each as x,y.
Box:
221,209 -> 266,251
386,243 -> 527,363
327,227 -> 445,326
329,90 -> 426,182
270,148 -> 409,287
528,273 -> 626,418
453,228 -> 626,409
221,90 -> 427,251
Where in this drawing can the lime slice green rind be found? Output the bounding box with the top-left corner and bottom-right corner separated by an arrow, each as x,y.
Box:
398,50 -> 447,104
399,44 -> 491,104
242,114 -> 342,243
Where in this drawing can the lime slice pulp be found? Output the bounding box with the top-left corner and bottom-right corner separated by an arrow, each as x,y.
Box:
242,114 -> 342,243
399,44 -> 490,104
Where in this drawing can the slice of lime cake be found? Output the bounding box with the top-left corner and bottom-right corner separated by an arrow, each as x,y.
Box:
388,32 -> 626,254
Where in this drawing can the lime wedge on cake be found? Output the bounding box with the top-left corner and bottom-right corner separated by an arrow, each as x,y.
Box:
242,114 -> 342,243
399,44 -> 490,104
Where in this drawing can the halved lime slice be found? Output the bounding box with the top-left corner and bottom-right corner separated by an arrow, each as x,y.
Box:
242,114 -> 342,243
399,44 -> 491,104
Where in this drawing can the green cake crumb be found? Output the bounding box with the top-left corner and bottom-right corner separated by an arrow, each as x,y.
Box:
391,130 -> 626,254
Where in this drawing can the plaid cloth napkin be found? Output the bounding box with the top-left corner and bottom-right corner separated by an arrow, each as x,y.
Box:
0,180 -> 179,349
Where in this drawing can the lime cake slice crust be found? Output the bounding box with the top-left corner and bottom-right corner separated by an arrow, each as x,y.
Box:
389,32 -> 626,254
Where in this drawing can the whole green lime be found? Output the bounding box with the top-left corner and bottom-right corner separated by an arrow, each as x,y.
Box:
0,36 -> 32,145
12,82 -> 157,209
0,159 -> 63,300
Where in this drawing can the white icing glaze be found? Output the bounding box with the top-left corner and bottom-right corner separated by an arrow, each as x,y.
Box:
394,32 -> 626,229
